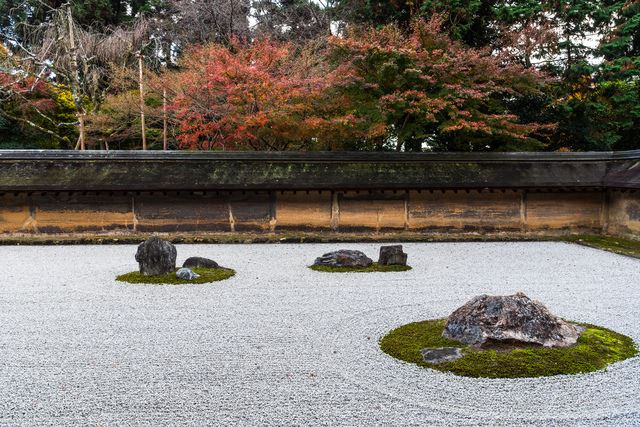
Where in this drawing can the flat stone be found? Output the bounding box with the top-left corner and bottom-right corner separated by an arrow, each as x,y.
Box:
176,267 -> 200,280
135,236 -> 177,276
443,292 -> 582,348
183,257 -> 219,269
378,245 -> 408,265
420,347 -> 464,364
313,249 -> 373,268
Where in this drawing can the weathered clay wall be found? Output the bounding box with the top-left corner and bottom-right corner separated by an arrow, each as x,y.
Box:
607,191 -> 640,238
0,189 -> 617,236
0,150 -> 637,240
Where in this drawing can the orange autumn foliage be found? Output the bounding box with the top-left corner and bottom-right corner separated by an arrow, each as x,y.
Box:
171,38 -> 369,150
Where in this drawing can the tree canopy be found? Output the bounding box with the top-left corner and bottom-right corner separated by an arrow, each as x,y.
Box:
0,0 -> 639,151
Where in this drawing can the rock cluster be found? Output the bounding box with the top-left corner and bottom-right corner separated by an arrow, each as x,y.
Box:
378,245 -> 408,265
314,245 -> 409,268
134,237 -> 221,281
314,250 -> 373,268
135,236 -> 177,275
443,292 -> 583,348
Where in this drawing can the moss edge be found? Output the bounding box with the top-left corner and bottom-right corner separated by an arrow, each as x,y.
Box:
380,318 -> 638,379
562,235 -> 640,259
116,267 -> 236,284
309,263 -> 412,273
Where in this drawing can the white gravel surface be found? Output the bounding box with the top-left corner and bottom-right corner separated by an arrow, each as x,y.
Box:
0,242 -> 639,426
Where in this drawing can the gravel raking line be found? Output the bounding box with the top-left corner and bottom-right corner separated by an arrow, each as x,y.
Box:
0,242 -> 638,426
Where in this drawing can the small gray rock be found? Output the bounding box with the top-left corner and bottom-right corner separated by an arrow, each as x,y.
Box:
313,250 -> 373,267
183,257 -> 219,269
135,236 -> 177,276
420,347 -> 464,364
176,268 -> 200,280
378,245 -> 408,265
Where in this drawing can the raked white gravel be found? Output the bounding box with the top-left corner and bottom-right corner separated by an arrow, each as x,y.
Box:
0,242 -> 639,426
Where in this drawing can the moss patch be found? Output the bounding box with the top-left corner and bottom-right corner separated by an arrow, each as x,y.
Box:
380,319 -> 637,378
309,263 -> 412,273
116,267 -> 235,284
563,235 -> 640,259
0,231 -> 555,246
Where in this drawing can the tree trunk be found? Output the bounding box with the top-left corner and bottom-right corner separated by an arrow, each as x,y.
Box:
67,5 -> 85,150
163,87 -> 168,151
138,54 -> 147,150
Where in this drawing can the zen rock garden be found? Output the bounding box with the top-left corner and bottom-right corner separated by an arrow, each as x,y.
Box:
115,238 -> 637,379
2,241 -> 639,425
116,236 -> 235,284
310,245 -> 411,272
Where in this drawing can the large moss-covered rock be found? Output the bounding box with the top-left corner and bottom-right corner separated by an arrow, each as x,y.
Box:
443,292 -> 582,348
135,236 -> 177,276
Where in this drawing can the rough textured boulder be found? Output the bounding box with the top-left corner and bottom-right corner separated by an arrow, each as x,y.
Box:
420,347 -> 463,364
183,257 -> 219,269
314,250 -> 373,268
135,236 -> 177,275
378,245 -> 408,265
443,292 -> 582,348
176,267 -> 200,280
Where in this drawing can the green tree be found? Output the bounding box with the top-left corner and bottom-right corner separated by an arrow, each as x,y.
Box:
420,0 -> 498,47
549,1 -> 640,151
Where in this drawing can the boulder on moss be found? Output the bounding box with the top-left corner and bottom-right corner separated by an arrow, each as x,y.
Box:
135,236 -> 177,276
313,250 -> 373,268
443,292 -> 582,348
183,257 -> 219,269
378,245 -> 408,265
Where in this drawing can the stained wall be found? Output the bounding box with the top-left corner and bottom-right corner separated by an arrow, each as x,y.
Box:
1,189 -> 628,237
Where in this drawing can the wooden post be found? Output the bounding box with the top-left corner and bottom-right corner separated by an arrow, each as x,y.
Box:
78,113 -> 85,151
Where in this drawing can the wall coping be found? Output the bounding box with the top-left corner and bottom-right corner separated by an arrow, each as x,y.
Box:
1,149 -> 638,192
1,149 -> 640,162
